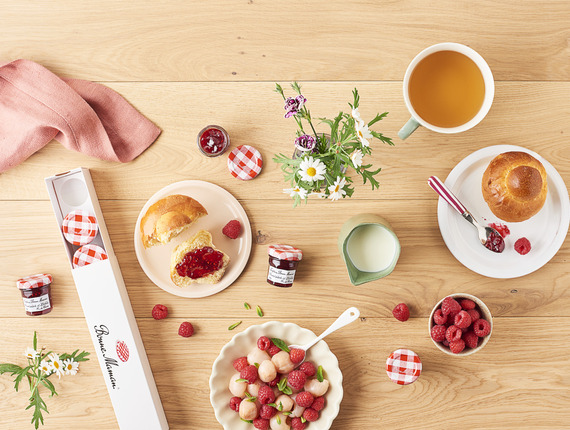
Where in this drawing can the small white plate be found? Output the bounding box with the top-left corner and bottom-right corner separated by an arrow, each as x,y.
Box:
437,145 -> 570,278
209,321 -> 343,430
134,180 -> 252,297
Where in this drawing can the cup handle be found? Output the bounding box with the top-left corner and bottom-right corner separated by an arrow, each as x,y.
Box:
398,117 -> 420,140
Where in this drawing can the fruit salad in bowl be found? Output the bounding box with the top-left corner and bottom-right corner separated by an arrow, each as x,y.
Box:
209,321 -> 343,430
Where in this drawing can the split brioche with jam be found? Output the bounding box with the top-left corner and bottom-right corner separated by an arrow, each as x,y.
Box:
140,194 -> 207,248
482,151 -> 548,222
170,230 -> 230,286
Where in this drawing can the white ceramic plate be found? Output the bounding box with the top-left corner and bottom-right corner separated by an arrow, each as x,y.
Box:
134,180 -> 252,297
209,321 -> 343,430
437,145 -> 569,278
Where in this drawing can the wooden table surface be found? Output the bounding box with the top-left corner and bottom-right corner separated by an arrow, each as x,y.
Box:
1,1 -> 569,429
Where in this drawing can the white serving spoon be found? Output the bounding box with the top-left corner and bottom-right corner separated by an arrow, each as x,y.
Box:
288,307 -> 360,364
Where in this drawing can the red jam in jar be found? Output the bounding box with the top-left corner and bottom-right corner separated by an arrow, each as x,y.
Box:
197,125 -> 230,157
17,274 -> 53,316
175,246 -> 225,279
267,244 -> 303,288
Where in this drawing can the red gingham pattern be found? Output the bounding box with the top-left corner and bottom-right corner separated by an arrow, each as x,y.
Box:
17,273 -> 52,290
386,349 -> 422,385
62,210 -> 98,246
73,244 -> 108,268
116,340 -> 130,363
268,244 -> 303,261
227,145 -> 263,180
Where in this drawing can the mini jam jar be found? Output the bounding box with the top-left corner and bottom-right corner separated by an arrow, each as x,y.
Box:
197,125 -> 230,157
267,244 -> 303,288
16,274 -> 53,316
386,349 -> 422,385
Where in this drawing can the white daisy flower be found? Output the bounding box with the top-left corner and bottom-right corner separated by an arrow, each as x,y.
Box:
49,354 -> 64,378
283,186 -> 308,200
351,150 -> 364,168
24,347 -> 38,360
328,177 -> 347,201
39,360 -> 53,375
351,107 -> 364,126
355,121 -> 373,147
298,156 -> 326,183
63,359 -> 79,376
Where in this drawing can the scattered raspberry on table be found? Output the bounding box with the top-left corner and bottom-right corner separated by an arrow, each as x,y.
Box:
151,304 -> 168,320
392,303 -> 410,321
178,321 -> 194,337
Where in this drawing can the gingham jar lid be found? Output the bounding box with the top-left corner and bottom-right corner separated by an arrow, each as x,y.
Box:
62,210 -> 98,246
227,145 -> 263,180
386,349 -> 422,385
73,244 -> 108,268
268,244 -> 303,261
17,274 -> 53,290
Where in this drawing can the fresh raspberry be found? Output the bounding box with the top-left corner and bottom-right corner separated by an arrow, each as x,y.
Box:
268,345 -> 281,357
287,370 -> 307,391
289,348 -> 306,364
240,365 -> 258,384
311,396 -> 325,412
467,309 -> 480,322
259,404 -> 277,419
222,220 -> 242,239
268,375 -> 280,387
178,322 -> 194,337
253,418 -> 270,430
441,297 -> 461,316
392,303 -> 410,322
233,356 -> 249,372
473,319 -> 491,337
257,336 -> 272,351
430,324 -> 447,343
151,304 -> 168,320
303,408 -> 319,422
514,237 -> 531,255
449,339 -> 466,354
445,325 -> 462,342
291,417 -> 307,430
258,386 -> 275,405
299,362 -> 316,377
463,330 -> 479,349
442,340 -> 450,347
454,311 -> 472,329
295,391 -> 314,408
433,309 -> 447,325
229,396 -> 242,412
460,299 -> 476,310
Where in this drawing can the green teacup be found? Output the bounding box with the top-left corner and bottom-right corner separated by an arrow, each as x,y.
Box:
338,214 -> 401,286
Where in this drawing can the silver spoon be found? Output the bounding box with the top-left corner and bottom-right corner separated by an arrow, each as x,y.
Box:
428,176 -> 505,253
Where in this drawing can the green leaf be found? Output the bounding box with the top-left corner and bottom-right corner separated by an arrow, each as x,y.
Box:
256,306 -> 264,318
254,362 -> 260,368
228,321 -> 242,331
235,378 -> 248,383
352,88 -> 360,109
33,332 -> 37,351
317,365 -> 324,382
277,378 -> 287,392
0,363 -> 24,375
367,111 -> 388,127
276,415 -> 281,425
41,378 -> 57,397
241,418 -> 254,424
270,338 -> 290,353
243,302 -> 251,310
301,416 -> 307,423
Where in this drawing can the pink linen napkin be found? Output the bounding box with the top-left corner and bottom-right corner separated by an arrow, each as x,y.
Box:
0,59 -> 161,173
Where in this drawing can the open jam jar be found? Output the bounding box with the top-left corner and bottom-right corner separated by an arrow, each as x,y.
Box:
17,274 -> 53,316
267,244 -> 303,288
197,125 -> 230,157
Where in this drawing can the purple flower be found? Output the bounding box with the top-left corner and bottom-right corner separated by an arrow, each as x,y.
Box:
294,134 -> 317,152
284,95 -> 306,118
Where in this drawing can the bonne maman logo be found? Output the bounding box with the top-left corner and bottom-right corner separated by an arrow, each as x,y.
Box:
94,324 -> 129,389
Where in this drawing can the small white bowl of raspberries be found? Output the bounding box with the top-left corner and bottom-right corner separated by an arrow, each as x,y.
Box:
429,293 -> 493,356
209,321 -> 343,430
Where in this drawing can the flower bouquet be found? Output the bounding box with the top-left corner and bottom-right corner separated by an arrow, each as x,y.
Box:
274,82 -> 393,206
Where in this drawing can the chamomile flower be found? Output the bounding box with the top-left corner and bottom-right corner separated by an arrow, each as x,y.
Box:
351,107 -> 364,126
24,347 -> 38,360
355,121 -> 373,147
39,360 -> 53,375
298,156 -> 326,183
351,149 -> 363,168
284,186 -> 308,200
49,354 -> 64,378
328,176 -> 347,201
63,359 -> 79,376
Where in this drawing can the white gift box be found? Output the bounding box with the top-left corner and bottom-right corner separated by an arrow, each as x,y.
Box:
45,167 -> 169,430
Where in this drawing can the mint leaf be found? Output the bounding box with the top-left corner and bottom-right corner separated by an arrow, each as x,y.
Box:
316,365 -> 324,382
270,338 -> 290,353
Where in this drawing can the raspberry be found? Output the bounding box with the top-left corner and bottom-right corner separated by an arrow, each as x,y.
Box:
178,322 -> 194,337
257,336 -> 272,351
240,365 -> 258,384
233,356 -> 249,372
258,386 -> 275,405
268,345 -> 281,357
454,310 -> 472,329
222,220 -> 241,239
449,339 -> 466,354
463,330 -> 479,349
259,404 -> 277,419
467,309 -> 480,322
445,325 -> 462,342
268,375 -> 280,387
287,370 -> 307,391
441,297 -> 461,316
514,237 -> 531,255
473,319 -> 491,337
291,417 -> 307,430
289,348 -> 306,364
151,304 -> 168,320
442,340 -> 450,347
303,408 -> 319,422
311,396 -> 325,412
433,309 -> 447,325
430,324 -> 447,343
460,299 -> 476,310
253,418 -> 270,430
392,303 -> 410,322
299,362 -> 316,377
229,396 -> 242,412
295,391 -> 314,408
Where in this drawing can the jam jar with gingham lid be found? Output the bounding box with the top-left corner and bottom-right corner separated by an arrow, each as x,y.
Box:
267,244 -> 303,288
17,274 -> 53,316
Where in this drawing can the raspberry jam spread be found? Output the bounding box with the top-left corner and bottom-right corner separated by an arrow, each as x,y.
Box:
17,274 -> 53,316
489,222 -> 510,238
175,246 -> 224,279
267,244 -> 303,288
197,125 -> 230,157
484,231 -> 505,253
514,237 -> 532,255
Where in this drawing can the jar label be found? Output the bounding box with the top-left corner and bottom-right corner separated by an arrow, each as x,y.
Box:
22,295 -> 51,313
267,266 -> 296,285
